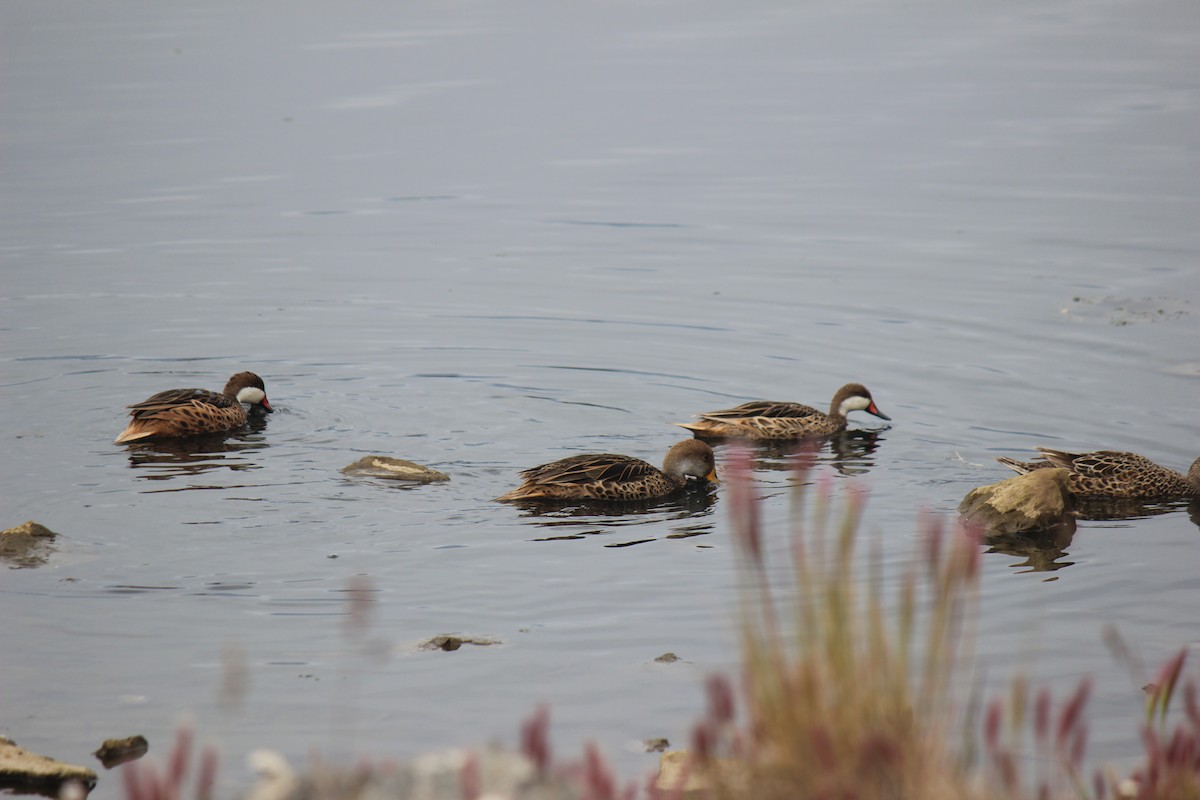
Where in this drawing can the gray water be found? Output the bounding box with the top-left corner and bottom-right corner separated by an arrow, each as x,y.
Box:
3,1 -> 1199,796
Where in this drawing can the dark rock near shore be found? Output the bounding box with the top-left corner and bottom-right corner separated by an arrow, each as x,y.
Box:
0,736 -> 97,797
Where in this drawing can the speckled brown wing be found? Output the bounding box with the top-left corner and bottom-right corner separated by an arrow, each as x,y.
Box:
1037,449 -> 1193,498
499,453 -> 679,501
126,388 -> 235,418
1038,450 -> 1148,479
698,401 -> 821,421
517,453 -> 657,486
116,387 -> 248,442
682,400 -> 836,439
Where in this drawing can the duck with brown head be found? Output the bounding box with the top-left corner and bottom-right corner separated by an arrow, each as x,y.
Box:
114,371 -> 273,444
678,382 -> 890,441
496,439 -> 718,502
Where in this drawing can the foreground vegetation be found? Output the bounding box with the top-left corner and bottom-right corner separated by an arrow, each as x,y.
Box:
122,448 -> 1199,800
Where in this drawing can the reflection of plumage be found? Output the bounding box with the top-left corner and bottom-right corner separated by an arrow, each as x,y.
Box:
998,448 -> 1200,500
496,440 -> 718,502
678,383 -> 889,440
114,372 -> 272,444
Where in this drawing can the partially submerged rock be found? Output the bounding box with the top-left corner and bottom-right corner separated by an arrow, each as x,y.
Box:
655,749 -> 745,799
0,520 -> 57,569
0,736 -> 97,797
419,634 -> 501,652
959,468 -> 1076,535
93,735 -> 148,769
341,456 -> 450,484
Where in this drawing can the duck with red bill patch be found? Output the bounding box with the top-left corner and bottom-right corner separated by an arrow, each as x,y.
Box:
678,382 -> 890,441
114,371 -> 273,444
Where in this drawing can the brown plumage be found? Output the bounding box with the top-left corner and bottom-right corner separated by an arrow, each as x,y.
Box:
496,439 -> 718,502
997,448 -> 1200,500
677,383 -> 890,441
114,371 -> 272,444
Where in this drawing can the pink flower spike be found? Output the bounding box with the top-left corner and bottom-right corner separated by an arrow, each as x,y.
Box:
519,705 -> 552,775
460,751 -> 481,800
195,745 -> 218,800
168,723 -> 193,789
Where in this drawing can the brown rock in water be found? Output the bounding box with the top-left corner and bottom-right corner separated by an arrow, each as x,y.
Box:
93,735 -> 149,769
1,520 -> 58,569
341,456 -> 449,483
0,736 -> 97,796
959,468 -> 1076,535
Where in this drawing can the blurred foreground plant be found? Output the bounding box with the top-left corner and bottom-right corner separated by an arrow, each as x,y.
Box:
670,447 -> 1200,800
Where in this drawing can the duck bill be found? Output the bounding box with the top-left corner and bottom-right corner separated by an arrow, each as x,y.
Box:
706,468 -> 720,485
261,397 -> 274,413
867,402 -> 890,421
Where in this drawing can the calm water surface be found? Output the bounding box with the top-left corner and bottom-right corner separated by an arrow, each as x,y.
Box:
3,1 -> 1199,796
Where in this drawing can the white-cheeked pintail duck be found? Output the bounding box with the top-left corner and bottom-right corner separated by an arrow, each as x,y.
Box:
677,382 -> 890,441
496,439 -> 718,502
114,371 -> 273,444
997,448 -> 1200,500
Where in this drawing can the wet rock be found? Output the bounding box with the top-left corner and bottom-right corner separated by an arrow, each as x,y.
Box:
655,749 -> 745,799
654,652 -> 680,663
341,457 -> 449,483
958,469 -> 1076,535
93,735 -> 148,769
419,634 -> 501,652
0,736 -> 97,797
246,746 -> 581,800
0,520 -> 57,569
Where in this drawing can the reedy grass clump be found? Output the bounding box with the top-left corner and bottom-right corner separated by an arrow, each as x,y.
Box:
674,446 -> 1200,800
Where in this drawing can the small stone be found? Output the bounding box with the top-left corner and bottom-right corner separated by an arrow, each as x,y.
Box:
93,735 -> 149,769
341,457 -> 449,483
419,635 -> 501,652
654,652 -> 680,663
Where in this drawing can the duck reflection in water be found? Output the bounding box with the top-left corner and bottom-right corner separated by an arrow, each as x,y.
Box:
512,490 -> 718,546
123,411 -> 270,480
724,429 -> 884,477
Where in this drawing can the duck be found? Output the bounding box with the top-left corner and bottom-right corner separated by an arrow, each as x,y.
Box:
997,448 -> 1200,500
677,383 -> 890,441
114,371 -> 273,444
495,439 -> 718,502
